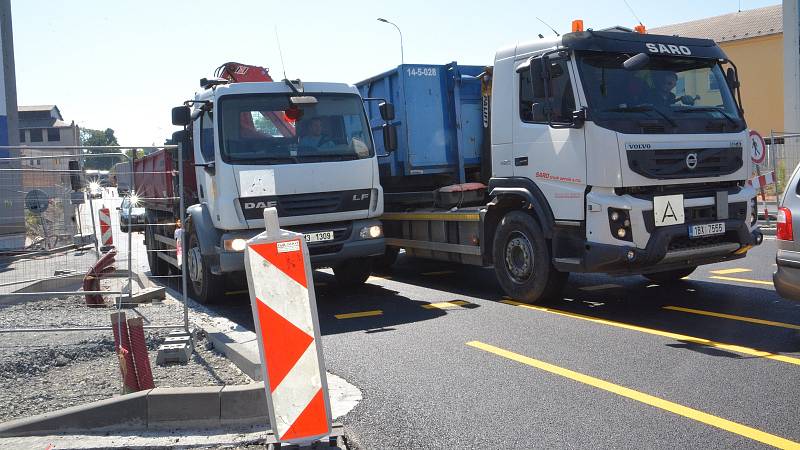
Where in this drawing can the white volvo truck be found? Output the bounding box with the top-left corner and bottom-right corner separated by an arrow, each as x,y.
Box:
371,28 -> 763,302
143,64 -> 394,303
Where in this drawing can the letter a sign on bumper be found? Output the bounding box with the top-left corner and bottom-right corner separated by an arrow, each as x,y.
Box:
244,208 -> 332,444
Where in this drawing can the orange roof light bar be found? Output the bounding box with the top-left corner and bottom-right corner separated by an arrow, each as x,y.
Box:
634,24 -> 646,34
572,19 -> 584,32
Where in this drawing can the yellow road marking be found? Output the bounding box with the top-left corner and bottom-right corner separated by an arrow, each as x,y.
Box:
369,275 -> 392,281
421,270 -> 455,276
664,306 -> 800,330
224,290 -> 248,296
421,300 -> 471,310
334,310 -> 383,319
709,275 -> 773,286
579,283 -> 622,291
500,300 -> 800,366
710,268 -> 752,275
467,341 -> 800,450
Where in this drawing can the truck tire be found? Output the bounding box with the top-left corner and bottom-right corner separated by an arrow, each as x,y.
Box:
643,266 -> 696,283
493,211 -> 567,303
145,224 -> 169,277
186,227 -> 223,304
334,258 -> 372,287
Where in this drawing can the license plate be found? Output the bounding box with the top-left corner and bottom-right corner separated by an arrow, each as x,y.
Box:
304,231 -> 334,243
689,222 -> 726,238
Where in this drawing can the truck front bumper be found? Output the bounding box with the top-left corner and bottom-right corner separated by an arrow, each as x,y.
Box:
214,218 -> 385,274
561,220 -> 763,275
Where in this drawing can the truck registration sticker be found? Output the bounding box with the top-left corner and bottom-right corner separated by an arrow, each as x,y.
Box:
277,240 -> 301,253
407,67 -> 438,77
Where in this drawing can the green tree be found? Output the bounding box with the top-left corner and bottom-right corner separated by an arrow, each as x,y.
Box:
80,128 -> 120,170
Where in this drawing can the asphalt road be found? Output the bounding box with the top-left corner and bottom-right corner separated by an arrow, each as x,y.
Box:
95,182 -> 797,450
202,236 -> 800,449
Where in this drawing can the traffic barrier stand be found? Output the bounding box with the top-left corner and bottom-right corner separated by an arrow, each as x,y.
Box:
83,248 -> 117,307
245,207 -> 332,445
127,316 -> 155,390
111,312 -> 140,393
98,206 -> 114,251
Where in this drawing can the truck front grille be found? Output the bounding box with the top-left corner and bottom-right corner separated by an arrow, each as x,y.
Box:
627,147 -> 743,179
239,189 -> 371,219
281,192 -> 341,216
643,202 -> 747,233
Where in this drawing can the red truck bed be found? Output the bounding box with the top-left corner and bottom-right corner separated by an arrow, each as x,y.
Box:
133,148 -> 198,214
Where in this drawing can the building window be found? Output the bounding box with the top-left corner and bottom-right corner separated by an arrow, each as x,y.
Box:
19,130 -> 26,143
47,128 -> 59,142
36,159 -> 41,165
30,129 -> 43,143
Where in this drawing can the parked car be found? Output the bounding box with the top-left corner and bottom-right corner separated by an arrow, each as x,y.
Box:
774,162 -> 800,301
118,197 -> 146,232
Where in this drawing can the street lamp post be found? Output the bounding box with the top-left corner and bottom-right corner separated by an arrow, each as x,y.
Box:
377,18 -> 404,66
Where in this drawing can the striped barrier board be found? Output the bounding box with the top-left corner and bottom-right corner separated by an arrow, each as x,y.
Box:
748,171 -> 776,189
98,207 -> 113,249
244,207 -> 331,444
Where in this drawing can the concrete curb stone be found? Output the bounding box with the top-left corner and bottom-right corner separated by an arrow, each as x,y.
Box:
147,385 -> 223,429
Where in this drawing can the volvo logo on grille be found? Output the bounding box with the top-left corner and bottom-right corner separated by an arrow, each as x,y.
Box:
686,153 -> 699,170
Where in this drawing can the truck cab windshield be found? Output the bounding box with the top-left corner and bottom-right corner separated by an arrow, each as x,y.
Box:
576,51 -> 745,134
219,93 -> 374,164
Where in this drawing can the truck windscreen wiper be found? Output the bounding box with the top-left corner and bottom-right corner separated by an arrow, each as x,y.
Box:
240,156 -> 299,164
603,105 -> 677,127
673,107 -> 738,126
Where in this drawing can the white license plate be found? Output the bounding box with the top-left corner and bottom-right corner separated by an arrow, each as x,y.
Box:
304,231 -> 334,243
689,222 -> 726,238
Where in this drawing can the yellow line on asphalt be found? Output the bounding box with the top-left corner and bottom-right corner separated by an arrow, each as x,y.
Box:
369,275 -> 392,281
579,284 -> 622,291
224,290 -> 248,296
709,275 -> 773,286
710,268 -> 752,275
334,310 -> 383,319
467,341 -> 800,450
663,306 -> 800,330
499,300 -> 800,367
421,270 -> 456,276
421,300 -> 471,310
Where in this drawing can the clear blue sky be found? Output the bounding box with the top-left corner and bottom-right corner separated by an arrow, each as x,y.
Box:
11,0 -> 781,145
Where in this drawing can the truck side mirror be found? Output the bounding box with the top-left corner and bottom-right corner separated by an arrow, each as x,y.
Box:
382,123 -> 398,153
623,52 -> 650,71
571,109 -> 586,128
726,67 -> 740,89
68,160 -> 83,191
172,130 -> 191,161
379,102 -> 395,121
172,106 -> 191,126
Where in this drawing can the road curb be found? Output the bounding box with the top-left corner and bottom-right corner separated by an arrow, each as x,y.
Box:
0,383 -> 270,437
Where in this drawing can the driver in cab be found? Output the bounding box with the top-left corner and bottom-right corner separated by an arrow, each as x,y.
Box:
299,117 -> 335,149
649,71 -> 698,107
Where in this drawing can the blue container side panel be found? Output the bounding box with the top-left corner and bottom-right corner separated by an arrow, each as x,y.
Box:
402,64 -> 449,172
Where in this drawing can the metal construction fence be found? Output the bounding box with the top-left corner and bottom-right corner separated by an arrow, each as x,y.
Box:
766,132 -> 800,199
0,145 -> 189,337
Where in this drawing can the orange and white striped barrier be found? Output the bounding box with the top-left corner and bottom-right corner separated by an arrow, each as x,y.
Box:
99,207 -> 113,249
244,208 -> 331,444
748,171 -> 776,189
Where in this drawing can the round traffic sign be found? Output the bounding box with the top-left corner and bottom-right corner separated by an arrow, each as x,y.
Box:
749,130 -> 766,165
25,189 -> 50,214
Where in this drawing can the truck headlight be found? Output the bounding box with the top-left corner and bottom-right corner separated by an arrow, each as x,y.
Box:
608,208 -> 633,242
359,225 -> 383,239
224,238 -> 248,252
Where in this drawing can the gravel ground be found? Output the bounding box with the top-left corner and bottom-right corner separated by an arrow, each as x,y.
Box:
0,294 -> 252,423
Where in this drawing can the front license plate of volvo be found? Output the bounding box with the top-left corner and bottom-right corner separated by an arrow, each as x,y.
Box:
689,222 -> 725,238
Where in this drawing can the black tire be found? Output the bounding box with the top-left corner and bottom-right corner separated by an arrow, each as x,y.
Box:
145,223 -> 169,277
493,211 -> 567,303
186,226 -> 224,304
334,258 -> 372,287
643,266 -> 697,283
373,246 -> 400,271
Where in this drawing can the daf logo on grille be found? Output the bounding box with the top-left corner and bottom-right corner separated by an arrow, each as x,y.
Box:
686,153 -> 698,170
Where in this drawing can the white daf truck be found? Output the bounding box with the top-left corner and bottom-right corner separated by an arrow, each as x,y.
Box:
145,65 -> 394,303
368,28 -> 763,303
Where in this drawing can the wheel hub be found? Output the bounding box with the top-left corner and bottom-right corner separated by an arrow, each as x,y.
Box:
187,246 -> 203,286
505,232 -> 534,282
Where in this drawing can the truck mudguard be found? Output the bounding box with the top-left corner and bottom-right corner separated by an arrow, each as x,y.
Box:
487,177 -> 556,237
186,203 -> 222,256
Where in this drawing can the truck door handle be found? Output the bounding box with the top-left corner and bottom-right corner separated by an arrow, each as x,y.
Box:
514,157 -> 528,167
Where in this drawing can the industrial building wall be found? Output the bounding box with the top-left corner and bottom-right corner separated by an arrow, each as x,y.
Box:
720,33 -> 785,135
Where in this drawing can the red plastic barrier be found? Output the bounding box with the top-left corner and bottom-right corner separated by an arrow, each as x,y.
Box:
111,312 -> 140,393
127,317 -> 155,390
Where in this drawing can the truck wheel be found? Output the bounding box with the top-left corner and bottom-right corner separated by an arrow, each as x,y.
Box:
186,228 -> 223,304
373,247 -> 400,271
493,211 -> 567,303
643,266 -> 696,283
145,225 -> 169,277
334,258 -> 372,287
